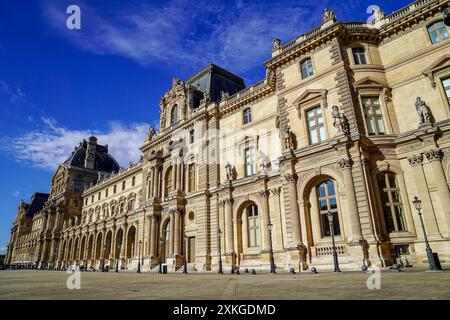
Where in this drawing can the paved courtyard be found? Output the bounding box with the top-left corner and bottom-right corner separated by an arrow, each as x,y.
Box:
0,269 -> 449,300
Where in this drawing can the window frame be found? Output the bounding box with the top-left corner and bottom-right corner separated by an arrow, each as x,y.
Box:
317,180 -> 341,238
243,107 -> 252,125
360,95 -> 386,136
377,172 -> 407,233
244,146 -> 256,177
306,105 -> 326,145
427,20 -> 449,45
170,104 -> 179,125
300,58 -> 314,79
442,76 -> 450,107
352,47 -> 367,65
246,205 -> 260,248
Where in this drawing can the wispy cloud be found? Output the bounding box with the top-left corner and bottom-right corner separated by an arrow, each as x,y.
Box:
42,0 -> 332,82
0,80 -> 25,104
1,117 -> 151,171
12,191 -> 20,198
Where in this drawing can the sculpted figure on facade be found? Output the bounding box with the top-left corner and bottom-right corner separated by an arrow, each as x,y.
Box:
146,126 -> 156,141
272,38 -> 282,51
258,151 -> 271,175
283,126 -> 297,150
225,162 -> 237,181
415,97 -> 433,126
331,105 -> 350,136
322,8 -> 336,22
372,6 -> 385,24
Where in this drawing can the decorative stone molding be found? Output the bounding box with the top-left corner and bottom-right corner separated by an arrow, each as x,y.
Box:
338,158 -> 354,169
425,149 -> 444,162
283,173 -> 297,183
407,154 -> 423,166
257,190 -> 270,198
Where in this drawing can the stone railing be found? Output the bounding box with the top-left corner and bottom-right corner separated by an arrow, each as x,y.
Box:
315,244 -> 347,256
386,0 -> 435,23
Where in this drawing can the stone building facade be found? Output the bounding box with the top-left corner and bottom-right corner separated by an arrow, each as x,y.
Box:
6,0 -> 450,272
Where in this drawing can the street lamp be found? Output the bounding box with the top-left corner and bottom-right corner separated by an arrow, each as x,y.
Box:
217,229 -> 223,274
183,236 -> 188,274
267,222 -> 276,274
115,240 -> 121,273
327,211 -> 341,272
412,196 -> 440,271
137,240 -> 142,273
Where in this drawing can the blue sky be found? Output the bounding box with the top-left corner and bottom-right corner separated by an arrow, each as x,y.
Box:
0,0 -> 412,253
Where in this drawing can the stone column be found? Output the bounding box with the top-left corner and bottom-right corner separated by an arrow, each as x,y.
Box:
174,210 -> 181,255
338,158 -> 363,243
150,215 -> 158,257
258,190 -> 271,252
169,211 -> 175,256
284,174 -> 303,246
425,149 -> 450,236
224,199 -> 234,255
408,154 -> 440,236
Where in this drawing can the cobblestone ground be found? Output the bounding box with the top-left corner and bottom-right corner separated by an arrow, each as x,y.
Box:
0,269 -> 449,300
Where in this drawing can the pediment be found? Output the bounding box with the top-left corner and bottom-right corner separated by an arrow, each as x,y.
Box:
422,54 -> 450,87
353,76 -> 386,90
292,89 -> 328,106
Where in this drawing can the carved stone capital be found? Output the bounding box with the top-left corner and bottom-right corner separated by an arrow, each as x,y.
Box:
224,198 -> 234,207
283,173 -> 297,183
270,187 -> 282,196
361,157 -> 369,167
257,190 -> 270,198
407,154 -> 423,166
338,158 -> 353,169
425,149 -> 443,162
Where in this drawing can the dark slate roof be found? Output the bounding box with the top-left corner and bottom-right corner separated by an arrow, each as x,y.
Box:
63,139 -> 120,173
25,193 -> 49,218
186,64 -> 245,103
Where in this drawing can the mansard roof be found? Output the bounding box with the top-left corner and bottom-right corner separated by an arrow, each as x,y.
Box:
25,193 -> 49,218
63,137 -> 120,173
186,64 -> 245,103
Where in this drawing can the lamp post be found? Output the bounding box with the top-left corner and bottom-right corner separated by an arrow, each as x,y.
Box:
137,240 -> 142,273
183,236 -> 188,274
267,222 -> 276,274
412,196 -> 440,271
115,240 -> 121,273
327,211 -> 341,272
217,229 -> 223,274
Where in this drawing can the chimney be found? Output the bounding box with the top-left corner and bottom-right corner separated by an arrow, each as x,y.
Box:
84,136 -> 97,169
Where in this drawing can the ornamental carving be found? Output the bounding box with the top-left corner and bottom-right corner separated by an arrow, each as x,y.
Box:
407,154 -> 423,166
425,149 -> 443,162
257,190 -> 270,198
338,158 -> 353,169
283,173 -> 297,183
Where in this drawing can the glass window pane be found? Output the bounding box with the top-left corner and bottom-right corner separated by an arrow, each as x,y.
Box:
442,78 -> 450,87
318,184 -> 326,197
329,198 -> 337,210
395,205 -> 406,231
376,118 -> 386,134
327,181 -> 335,196
319,127 -> 326,141
320,200 -> 328,211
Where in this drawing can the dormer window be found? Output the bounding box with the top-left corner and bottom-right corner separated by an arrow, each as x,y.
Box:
170,104 -> 178,125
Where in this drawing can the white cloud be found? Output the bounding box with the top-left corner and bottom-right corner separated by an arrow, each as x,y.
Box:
1,117 -> 151,171
42,0 -> 331,81
12,191 -> 20,197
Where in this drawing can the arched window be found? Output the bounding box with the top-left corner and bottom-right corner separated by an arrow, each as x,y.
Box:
170,105 -> 178,125
246,204 -> 260,247
352,47 -> 367,65
243,108 -> 252,124
165,167 -> 173,197
301,58 -> 314,79
164,221 -> 170,260
428,21 -> 448,44
317,180 -> 341,237
377,172 -> 406,233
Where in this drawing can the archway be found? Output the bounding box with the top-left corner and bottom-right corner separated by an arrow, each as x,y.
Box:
115,229 -> 123,259
235,200 -> 261,265
104,231 -> 112,260
95,233 -> 103,260
80,236 -> 86,262
126,226 -> 136,259
87,235 -> 94,261
161,218 -> 171,262
73,238 -> 79,262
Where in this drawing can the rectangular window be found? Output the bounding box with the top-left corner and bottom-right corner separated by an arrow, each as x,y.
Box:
362,96 -> 386,135
301,58 -> 314,79
306,106 -> 326,144
442,77 -> 450,107
188,164 -> 196,192
105,188 -> 108,197
189,130 -> 195,144
352,47 -> 367,65
428,21 -> 448,44
243,108 -> 252,124
244,147 -> 256,177
132,176 -> 135,187
98,193 -> 101,200
113,185 -> 117,194
122,181 -> 125,191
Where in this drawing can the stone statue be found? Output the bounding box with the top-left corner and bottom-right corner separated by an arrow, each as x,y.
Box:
372,6 -> 385,24
415,97 -> 433,126
283,126 -> 297,150
146,126 -> 156,141
220,91 -> 229,101
202,91 -> 210,104
331,105 -> 350,136
225,162 -> 236,181
322,8 -> 336,22
272,38 -> 282,51
258,151 -> 271,175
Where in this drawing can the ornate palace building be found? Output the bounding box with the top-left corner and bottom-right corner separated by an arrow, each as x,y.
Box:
6,0 -> 450,272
